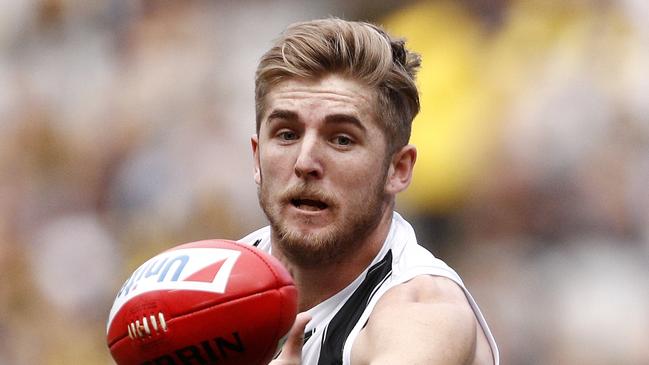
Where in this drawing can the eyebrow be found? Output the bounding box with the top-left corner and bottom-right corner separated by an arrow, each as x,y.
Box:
266,109 -> 367,133
324,113 -> 367,133
266,109 -> 298,122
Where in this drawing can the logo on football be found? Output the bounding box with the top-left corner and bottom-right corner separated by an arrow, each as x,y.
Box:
108,247 -> 241,328
106,239 -> 298,365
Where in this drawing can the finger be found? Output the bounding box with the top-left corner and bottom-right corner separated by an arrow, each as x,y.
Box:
277,312 -> 312,361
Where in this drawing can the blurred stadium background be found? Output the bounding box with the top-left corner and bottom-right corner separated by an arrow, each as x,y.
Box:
1,0 -> 648,363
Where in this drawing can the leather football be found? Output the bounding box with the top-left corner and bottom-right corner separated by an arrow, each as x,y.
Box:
106,239 -> 297,365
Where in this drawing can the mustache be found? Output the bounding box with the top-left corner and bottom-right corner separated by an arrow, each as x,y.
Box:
280,183 -> 336,207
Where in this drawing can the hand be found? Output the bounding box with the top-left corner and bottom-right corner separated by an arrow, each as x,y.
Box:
269,312 -> 312,365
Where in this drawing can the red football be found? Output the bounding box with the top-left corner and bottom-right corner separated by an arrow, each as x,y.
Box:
106,239 -> 298,365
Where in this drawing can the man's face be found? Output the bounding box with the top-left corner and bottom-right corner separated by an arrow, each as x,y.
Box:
252,74 -> 392,267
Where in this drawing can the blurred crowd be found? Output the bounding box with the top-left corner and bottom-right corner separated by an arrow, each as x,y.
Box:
0,0 -> 647,364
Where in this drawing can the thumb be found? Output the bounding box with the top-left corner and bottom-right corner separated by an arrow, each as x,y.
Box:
274,312 -> 312,363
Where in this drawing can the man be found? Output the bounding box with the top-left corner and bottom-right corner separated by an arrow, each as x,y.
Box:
239,18 -> 499,365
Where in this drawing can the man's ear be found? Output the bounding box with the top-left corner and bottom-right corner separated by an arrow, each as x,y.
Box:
251,134 -> 261,185
385,144 -> 417,195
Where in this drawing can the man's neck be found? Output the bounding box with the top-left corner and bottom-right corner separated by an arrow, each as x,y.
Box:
273,210 -> 394,312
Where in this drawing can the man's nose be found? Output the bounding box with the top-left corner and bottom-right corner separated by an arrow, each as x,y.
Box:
294,134 -> 323,180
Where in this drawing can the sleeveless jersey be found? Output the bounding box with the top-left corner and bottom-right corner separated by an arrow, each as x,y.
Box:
239,212 -> 499,365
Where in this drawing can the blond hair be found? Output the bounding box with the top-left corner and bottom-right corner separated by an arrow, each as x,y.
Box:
255,18 -> 421,154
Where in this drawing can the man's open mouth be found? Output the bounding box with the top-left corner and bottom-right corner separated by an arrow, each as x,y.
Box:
290,198 -> 328,211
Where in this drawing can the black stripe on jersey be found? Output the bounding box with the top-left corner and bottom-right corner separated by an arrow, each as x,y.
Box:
317,250 -> 393,365
304,328 -> 314,344
253,239 -> 261,247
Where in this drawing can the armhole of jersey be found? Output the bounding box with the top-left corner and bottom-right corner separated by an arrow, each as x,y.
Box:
461,285 -> 500,365
341,268 -> 500,365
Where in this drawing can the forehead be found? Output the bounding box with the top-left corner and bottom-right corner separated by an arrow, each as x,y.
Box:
263,74 -> 377,122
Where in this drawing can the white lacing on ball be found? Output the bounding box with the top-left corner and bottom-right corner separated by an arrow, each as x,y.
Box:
127,312 -> 168,339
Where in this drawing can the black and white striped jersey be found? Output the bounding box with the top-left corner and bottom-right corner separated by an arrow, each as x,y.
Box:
239,212 -> 499,365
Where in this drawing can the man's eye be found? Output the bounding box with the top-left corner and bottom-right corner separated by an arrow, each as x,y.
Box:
333,135 -> 353,146
278,131 -> 298,140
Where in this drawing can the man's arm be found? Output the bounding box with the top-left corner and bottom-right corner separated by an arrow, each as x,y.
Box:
351,275 -> 480,365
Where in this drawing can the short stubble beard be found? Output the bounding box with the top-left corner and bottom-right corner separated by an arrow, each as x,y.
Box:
257,167 -> 390,268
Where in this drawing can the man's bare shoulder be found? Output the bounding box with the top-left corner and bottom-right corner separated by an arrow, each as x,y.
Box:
379,275 -> 470,307
351,275 -> 492,365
